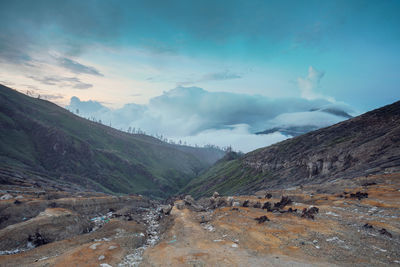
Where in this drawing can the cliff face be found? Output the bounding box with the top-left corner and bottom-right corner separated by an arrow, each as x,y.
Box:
185,101 -> 400,197
244,100 -> 400,187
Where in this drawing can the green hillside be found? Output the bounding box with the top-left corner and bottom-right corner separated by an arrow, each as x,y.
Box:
0,84 -> 224,198
182,152 -> 270,198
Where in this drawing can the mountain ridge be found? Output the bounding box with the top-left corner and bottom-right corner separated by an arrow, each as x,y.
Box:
184,100 -> 400,198
0,84 -> 224,198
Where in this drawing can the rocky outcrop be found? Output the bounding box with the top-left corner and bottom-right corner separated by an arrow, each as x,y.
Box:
0,196 -> 151,230
243,101 -> 400,189
0,208 -> 92,252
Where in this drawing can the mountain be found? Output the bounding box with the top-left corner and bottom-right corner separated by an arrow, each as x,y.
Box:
184,100 -> 400,198
256,107 -> 353,137
256,125 -> 319,137
0,84 -> 224,198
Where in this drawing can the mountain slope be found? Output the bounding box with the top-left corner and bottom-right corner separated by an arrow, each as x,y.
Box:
184,100 -> 400,198
0,84 -> 224,198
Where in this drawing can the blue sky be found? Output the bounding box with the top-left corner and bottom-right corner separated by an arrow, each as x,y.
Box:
0,0 -> 399,151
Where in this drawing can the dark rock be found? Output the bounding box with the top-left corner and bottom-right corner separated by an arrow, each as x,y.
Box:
273,196 -> 292,209
287,208 -> 297,213
14,200 -> 22,205
363,223 -> 374,229
28,232 -> 49,247
362,182 -> 377,187
349,192 -> 368,200
254,215 -> 270,224
379,228 -> 392,238
265,193 -> 272,199
262,202 -> 272,211
253,202 -> 261,208
242,200 -> 249,207
160,204 -> 172,215
301,206 -> 319,220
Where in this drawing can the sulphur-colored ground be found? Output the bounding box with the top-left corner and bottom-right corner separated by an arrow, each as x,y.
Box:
142,173 -> 400,267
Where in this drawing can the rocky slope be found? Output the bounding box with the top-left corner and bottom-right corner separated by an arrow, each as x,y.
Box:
0,84 -> 224,198
184,100 -> 400,197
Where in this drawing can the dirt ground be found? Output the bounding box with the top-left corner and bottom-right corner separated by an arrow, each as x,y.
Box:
142,173 -> 400,267
0,173 -> 399,266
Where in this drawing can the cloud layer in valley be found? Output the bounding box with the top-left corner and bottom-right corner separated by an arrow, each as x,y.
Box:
67,86 -> 354,152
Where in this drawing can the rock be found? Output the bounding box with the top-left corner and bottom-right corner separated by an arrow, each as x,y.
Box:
232,202 -> 240,207
160,204 -> 172,215
15,195 -> 24,199
254,215 -> 270,224
362,182 -> 377,187
108,245 -> 117,250
273,196 -> 292,209
215,197 -> 227,208
242,200 -> 249,207
184,195 -> 195,205
287,207 -> 297,212
0,194 -> 13,200
176,202 -> 185,210
262,202 -> 272,211
253,202 -> 261,208
213,192 -> 220,198
227,197 -> 234,206
363,223 -> 374,229
100,264 -> 112,267
379,228 -> 392,238
301,206 -> 319,220
349,192 -> 368,200
98,255 -> 105,260
265,193 -> 272,199
195,212 -> 213,223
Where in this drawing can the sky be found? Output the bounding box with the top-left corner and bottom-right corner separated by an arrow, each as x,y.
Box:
0,0 -> 399,152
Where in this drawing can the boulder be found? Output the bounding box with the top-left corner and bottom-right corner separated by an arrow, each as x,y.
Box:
175,202 -> 185,210
184,195 -> 195,205
213,192 -> 220,198
160,204 -> 172,215
226,197 -> 234,206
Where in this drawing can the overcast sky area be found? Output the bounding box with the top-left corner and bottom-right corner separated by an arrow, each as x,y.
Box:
1,0 -> 399,152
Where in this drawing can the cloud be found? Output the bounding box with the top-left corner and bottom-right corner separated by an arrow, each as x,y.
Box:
171,124 -> 288,153
297,66 -> 333,101
56,57 -> 103,76
201,71 -> 241,81
28,75 -> 92,89
66,86 -> 353,152
178,70 -> 242,86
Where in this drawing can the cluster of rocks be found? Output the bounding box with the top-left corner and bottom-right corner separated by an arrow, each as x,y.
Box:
172,192 -> 320,223
363,223 -> 393,238
338,191 -> 369,200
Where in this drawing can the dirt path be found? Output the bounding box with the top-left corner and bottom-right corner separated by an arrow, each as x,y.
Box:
141,206 -> 326,266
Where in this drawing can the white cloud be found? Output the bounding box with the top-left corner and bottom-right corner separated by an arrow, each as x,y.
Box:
171,124 -> 289,153
66,86 -> 353,152
298,66 -> 334,102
